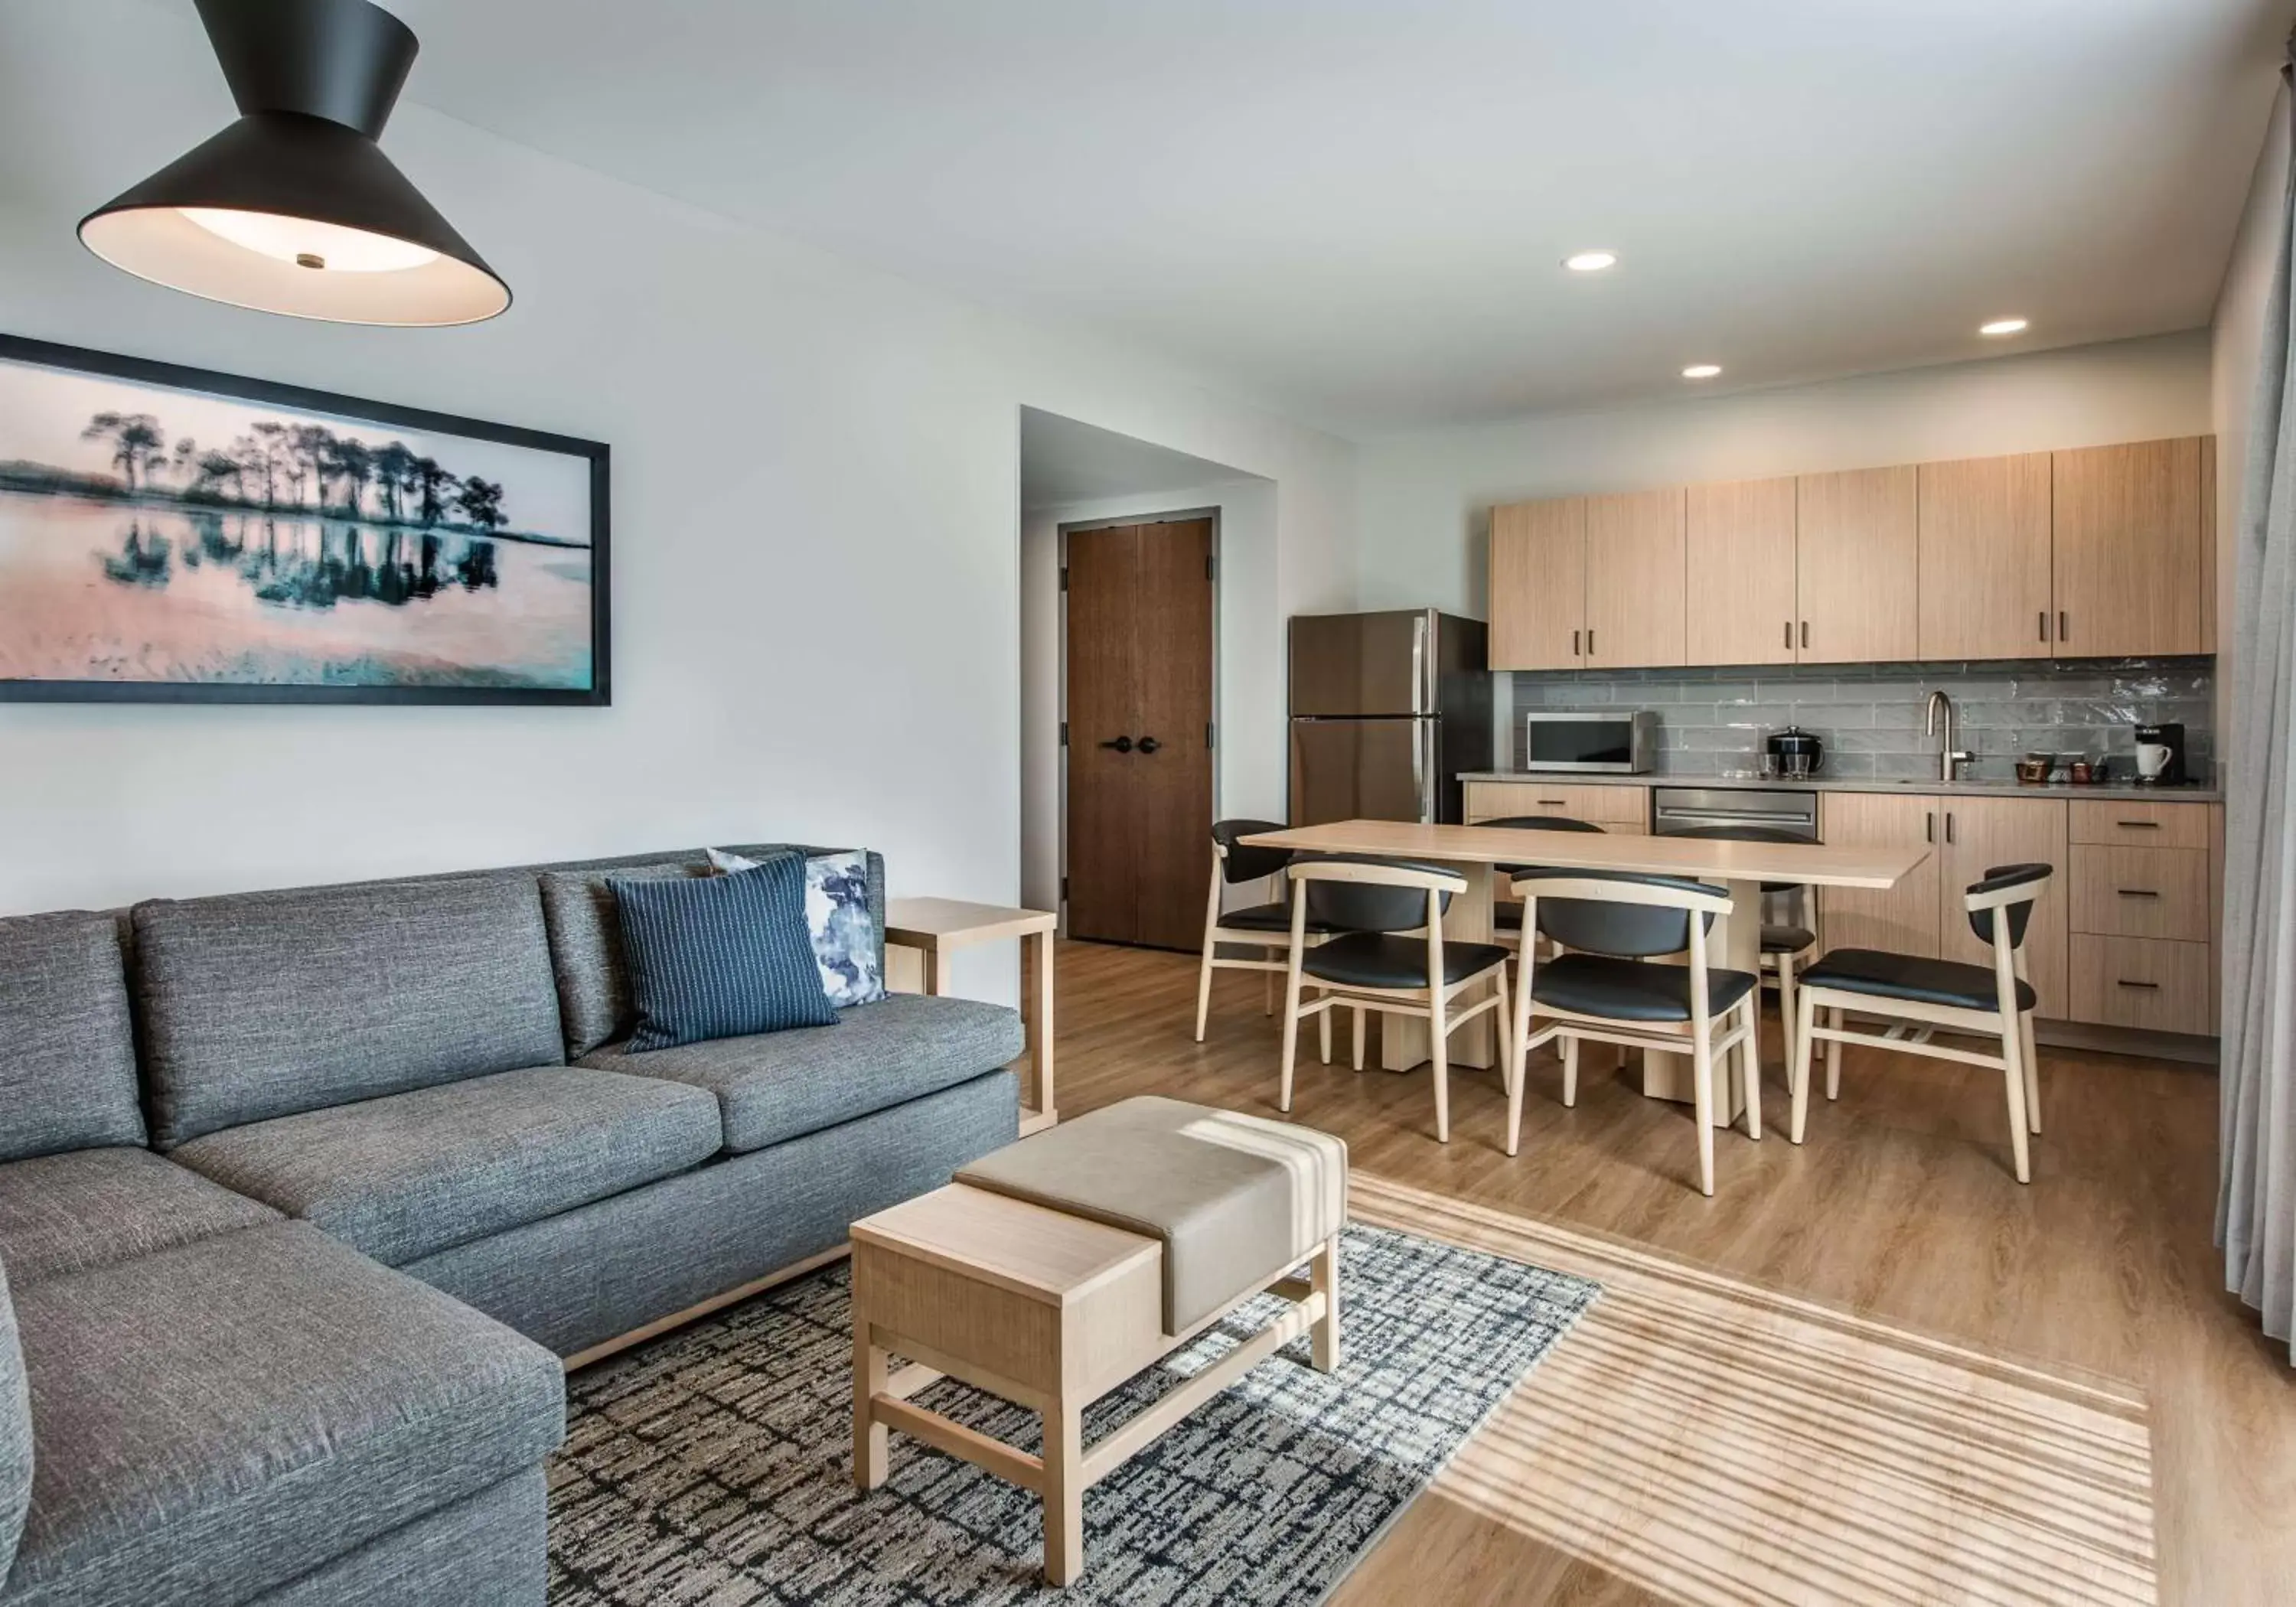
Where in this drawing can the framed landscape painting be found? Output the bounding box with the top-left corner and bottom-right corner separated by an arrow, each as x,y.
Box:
0,334 -> 608,704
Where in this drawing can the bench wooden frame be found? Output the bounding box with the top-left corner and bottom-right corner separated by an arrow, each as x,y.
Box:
850,1182 -> 1340,1586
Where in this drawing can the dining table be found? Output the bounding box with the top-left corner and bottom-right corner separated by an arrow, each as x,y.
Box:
1241,818 -> 1932,1125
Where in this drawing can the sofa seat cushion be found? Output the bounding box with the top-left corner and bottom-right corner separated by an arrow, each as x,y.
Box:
0,1148 -> 279,1289
169,1067 -> 722,1267
580,992 -> 1025,1154
2,1222 -> 563,1607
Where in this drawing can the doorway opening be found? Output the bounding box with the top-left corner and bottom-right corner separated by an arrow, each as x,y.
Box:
1019,408 -> 1273,951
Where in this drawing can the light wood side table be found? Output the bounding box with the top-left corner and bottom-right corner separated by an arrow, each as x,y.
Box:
884,898 -> 1057,1135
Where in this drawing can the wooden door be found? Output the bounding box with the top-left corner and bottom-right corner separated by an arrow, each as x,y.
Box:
2051,438 -> 2205,657
1064,519 -> 1215,950
1936,797 -> 2069,1018
1816,791 -> 1941,957
1795,467 -> 1918,663
1917,453 -> 2053,661
1489,498 -> 1584,670
1583,488 -> 1685,668
1685,478 -> 1797,667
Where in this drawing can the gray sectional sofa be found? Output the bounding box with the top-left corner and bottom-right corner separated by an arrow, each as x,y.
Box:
0,844 -> 1025,1605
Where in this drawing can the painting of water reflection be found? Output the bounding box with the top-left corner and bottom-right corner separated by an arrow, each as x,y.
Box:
0,337 -> 608,703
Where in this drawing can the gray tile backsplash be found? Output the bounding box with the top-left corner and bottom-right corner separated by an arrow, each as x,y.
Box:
1506,657 -> 2214,783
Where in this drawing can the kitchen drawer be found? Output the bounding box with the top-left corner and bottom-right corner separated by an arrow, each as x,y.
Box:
2068,799 -> 2211,850
2067,846 -> 2209,942
1465,781 -> 1648,830
2069,935 -> 2214,1035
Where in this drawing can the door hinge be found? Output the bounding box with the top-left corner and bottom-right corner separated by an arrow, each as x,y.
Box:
1061,875 -> 1070,901
1058,567 -> 1068,592
1206,722 -> 1216,749
1059,721 -> 1068,747
1206,555 -> 1216,582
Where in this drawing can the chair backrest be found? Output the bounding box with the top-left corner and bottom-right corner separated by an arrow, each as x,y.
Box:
1483,813 -> 1606,876
1509,867 -> 1727,957
1964,862 -> 2052,950
1210,819 -> 1291,885
1290,854 -> 1462,933
1664,823 -> 1815,895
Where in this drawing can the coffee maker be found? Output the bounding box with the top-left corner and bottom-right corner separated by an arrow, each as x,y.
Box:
2133,723 -> 2187,786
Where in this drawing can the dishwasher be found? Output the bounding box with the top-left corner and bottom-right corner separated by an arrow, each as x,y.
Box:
1652,786 -> 1819,930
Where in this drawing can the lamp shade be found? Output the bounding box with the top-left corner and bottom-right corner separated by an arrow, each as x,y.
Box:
79,0 -> 509,326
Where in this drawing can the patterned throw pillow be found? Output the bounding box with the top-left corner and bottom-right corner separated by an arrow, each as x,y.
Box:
611,859 -> 839,1051
708,848 -> 885,1009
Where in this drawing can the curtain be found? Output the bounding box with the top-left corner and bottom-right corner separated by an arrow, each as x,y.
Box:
2219,66 -> 2296,1358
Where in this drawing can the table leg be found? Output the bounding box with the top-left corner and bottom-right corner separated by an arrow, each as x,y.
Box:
1042,1397 -> 1084,1586
853,1322 -> 889,1491
1025,930 -> 1055,1122
1380,862 -> 1496,1072
1641,877 -> 1753,1126
923,945 -> 948,997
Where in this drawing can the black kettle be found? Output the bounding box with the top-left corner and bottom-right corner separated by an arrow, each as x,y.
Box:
1766,725 -> 1824,777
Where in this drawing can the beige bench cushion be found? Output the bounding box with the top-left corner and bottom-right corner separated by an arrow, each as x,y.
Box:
954,1095 -> 1345,1335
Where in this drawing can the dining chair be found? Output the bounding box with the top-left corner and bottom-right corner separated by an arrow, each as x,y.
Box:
1505,869 -> 1760,1196
1479,814 -> 1606,953
1789,862 -> 2052,1183
1279,855 -> 1512,1144
1666,823 -> 1820,1066
1194,819 -> 1345,1046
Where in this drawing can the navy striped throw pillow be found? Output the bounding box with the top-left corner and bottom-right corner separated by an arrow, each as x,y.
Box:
611,858 -> 840,1051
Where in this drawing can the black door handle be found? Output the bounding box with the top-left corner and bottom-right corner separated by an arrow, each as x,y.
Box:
1137,735 -> 1162,755
1100,735 -> 1134,753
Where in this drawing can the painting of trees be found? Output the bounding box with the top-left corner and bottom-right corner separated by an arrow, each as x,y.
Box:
81,412 -> 168,492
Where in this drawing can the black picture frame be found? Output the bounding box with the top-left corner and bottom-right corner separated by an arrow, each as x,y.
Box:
0,333 -> 609,706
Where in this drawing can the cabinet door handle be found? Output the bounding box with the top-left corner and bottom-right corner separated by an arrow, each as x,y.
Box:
2115,888 -> 2161,898
1945,812 -> 1955,844
2115,979 -> 2161,990
1587,629 -> 1596,655
1572,628 -> 1580,657
2118,820 -> 2161,831
1783,621 -> 1792,650
2059,610 -> 2069,641
1925,813 -> 1935,843
2038,610 -> 2048,643
1800,621 -> 1810,649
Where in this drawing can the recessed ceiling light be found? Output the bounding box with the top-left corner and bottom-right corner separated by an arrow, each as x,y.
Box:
1563,250 -> 1619,273
1979,318 -> 2030,337
1681,363 -> 1722,380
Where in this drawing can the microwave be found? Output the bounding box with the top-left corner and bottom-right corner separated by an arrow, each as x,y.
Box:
1521,710 -> 1656,773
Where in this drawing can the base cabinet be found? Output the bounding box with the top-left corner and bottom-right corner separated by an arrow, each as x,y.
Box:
1463,781 -> 1648,832
2069,936 -> 2213,1035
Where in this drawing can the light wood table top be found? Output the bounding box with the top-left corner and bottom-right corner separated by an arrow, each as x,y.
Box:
851,1183 -> 1156,1308
884,898 -> 1056,947
1242,819 -> 1929,890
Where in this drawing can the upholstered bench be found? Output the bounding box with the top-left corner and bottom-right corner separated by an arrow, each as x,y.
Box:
849,1095 -> 1348,1584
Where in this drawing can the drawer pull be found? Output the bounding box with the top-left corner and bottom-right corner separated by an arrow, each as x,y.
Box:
2116,820 -> 2161,830
2115,888 -> 2161,898
1538,800 -> 1567,807
2115,979 -> 2161,990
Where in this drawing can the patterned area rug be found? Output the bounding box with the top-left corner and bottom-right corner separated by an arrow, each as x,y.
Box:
547,1221 -> 1597,1605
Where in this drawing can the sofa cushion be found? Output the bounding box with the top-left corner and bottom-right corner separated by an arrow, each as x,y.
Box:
537,859 -> 709,1058
0,911 -> 147,1161
579,992 -> 1024,1154
132,875 -> 569,1149
0,1148 -> 279,1288
169,1066 -> 722,1266
0,1258 -> 31,1588
612,859 -> 838,1050
2,1222 -> 563,1607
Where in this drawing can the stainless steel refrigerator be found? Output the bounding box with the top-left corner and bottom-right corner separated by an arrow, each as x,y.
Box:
1289,610 -> 1492,826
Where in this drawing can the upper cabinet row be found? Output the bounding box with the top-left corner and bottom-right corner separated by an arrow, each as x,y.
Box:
1488,436 -> 2215,671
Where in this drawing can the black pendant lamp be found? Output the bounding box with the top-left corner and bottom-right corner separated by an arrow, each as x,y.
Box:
79,0 -> 509,326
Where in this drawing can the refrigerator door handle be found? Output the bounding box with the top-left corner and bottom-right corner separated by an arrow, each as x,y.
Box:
1410,614 -> 1427,716
1417,722 -> 1438,823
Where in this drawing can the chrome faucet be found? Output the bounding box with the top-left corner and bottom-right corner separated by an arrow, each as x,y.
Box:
1926,690 -> 1973,781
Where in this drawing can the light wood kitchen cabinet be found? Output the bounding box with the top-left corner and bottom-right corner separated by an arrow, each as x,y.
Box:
2051,438 -> 2206,658
1816,791 -> 1941,957
1463,781 -> 1648,831
1685,478 -> 1798,667
2069,797 -> 2211,851
1934,797 -> 2069,1018
1583,489 -> 1686,669
2070,934 -> 2213,1036
2202,435 -> 2218,654
1488,497 -> 1584,670
2068,844 -> 2210,943
1917,453 -> 2053,660
1795,467 -> 1919,664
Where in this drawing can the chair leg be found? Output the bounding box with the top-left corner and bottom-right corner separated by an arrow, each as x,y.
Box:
1790,984 -> 1818,1144
1691,1022 -> 1717,1198
1318,990 -> 1332,1065
1561,1035 -> 1580,1107
1277,970 -> 1303,1114
2000,1015 -> 2033,1185
1429,993 -> 1451,1145
2020,1010 -> 2042,1134
1506,967 -> 1533,1159
1193,942 -> 1216,1043
1740,997 -> 1763,1141
1824,1006 -> 1844,1100
1352,1005 -> 1367,1071
1776,953 -> 1797,1071
1265,966 -> 1277,1016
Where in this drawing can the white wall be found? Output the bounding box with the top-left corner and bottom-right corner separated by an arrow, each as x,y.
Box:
0,1 -> 1358,1006
2211,86 -> 2290,749
1018,480 -> 1277,914
1356,331 -> 2216,618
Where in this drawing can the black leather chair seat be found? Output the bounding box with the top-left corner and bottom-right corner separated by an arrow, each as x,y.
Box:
1529,953 -> 1757,1022
1215,902 -> 1342,936
1303,933 -> 1510,990
1762,922 -> 1817,955
1495,904 -> 1524,931
1801,948 -> 2036,1012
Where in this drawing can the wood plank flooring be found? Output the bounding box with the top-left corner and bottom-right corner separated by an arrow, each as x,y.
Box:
1046,938 -> 2296,1605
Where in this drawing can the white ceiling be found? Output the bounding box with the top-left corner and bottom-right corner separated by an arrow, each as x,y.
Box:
1020,409 -> 1259,511
167,0 -> 2293,435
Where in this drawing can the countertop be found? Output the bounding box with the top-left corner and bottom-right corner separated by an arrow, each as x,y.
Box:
1457,771 -> 2223,804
